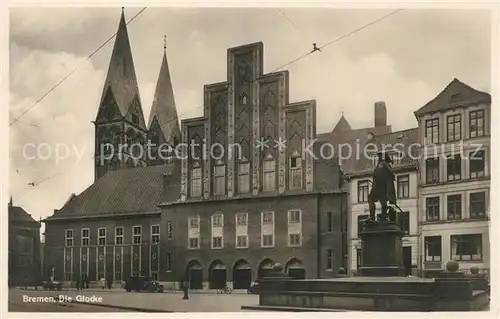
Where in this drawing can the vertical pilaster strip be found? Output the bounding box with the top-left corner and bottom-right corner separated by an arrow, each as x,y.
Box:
86,247 -> 89,275
79,247 -> 82,275
104,246 -> 106,278
252,48 -> 260,196
121,246 -> 124,279
96,246 -> 98,280
278,74 -> 286,194
149,245 -> 152,277
204,89 -> 211,199
63,249 -> 66,276
227,52 -> 235,197
139,246 -> 142,275
113,246 -> 116,281
181,124 -> 188,201
305,104 -> 314,191
130,245 -> 133,275
71,247 -> 73,280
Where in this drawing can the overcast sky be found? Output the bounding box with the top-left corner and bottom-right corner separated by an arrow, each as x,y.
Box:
9,7 -> 491,221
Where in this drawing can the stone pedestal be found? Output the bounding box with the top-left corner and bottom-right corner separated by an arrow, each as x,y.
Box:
358,220 -> 405,277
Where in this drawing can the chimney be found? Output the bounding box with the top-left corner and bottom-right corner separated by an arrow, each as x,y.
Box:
374,101 -> 387,127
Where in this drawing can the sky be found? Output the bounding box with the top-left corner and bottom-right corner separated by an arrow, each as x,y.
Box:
8,7 -> 491,222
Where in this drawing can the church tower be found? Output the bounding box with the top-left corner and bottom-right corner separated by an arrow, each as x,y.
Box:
94,9 -> 148,180
147,36 -> 181,165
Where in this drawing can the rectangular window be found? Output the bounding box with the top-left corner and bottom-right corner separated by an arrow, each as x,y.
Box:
188,237 -> 199,249
470,150 -> 485,178
470,192 -> 486,219
425,118 -> 439,144
426,157 -> 440,183
151,225 -> 160,244
425,236 -> 441,262
327,212 -> 333,232
289,234 -> 301,246
447,114 -> 461,141
81,229 -> 90,246
357,214 -> 369,236
115,227 -> 123,245
213,165 -> 226,195
212,214 -> 223,227
189,216 -> 199,228
357,180 -> 369,202
190,167 -> 202,197
326,249 -> 333,270
447,154 -> 461,181
451,234 -> 482,261
397,175 -> 410,198
236,213 -> 248,226
98,228 -> 106,246
132,226 -> 142,245
447,194 -> 462,220
238,162 -> 250,193
166,253 -> 172,271
167,221 -> 173,240
236,235 -> 248,248
65,229 -> 73,247
212,236 -> 223,249
262,211 -> 274,224
262,234 -> 274,247
469,110 -> 484,138
288,210 -> 301,223
289,157 -> 303,189
426,197 -> 440,221
263,160 -> 276,191
399,211 -> 410,235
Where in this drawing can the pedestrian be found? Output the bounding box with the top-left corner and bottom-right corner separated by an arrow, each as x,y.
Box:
100,277 -> 106,290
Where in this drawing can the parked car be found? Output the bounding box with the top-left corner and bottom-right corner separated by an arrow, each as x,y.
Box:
124,276 -> 163,292
42,280 -> 62,291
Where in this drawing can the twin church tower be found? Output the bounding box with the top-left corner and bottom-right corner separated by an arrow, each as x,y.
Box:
94,9 -> 180,180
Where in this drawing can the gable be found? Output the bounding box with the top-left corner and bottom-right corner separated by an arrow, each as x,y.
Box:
96,87 -> 122,122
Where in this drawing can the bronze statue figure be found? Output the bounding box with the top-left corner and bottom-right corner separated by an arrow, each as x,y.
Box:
368,151 -> 397,220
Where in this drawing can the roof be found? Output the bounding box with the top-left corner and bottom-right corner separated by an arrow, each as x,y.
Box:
9,205 -> 39,225
97,10 -> 145,126
347,127 -> 420,177
332,115 -> 352,133
414,78 -> 491,117
147,50 -> 181,144
46,163 -> 179,220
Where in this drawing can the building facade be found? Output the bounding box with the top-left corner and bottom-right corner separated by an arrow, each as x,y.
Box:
8,198 -> 42,286
160,41 -> 348,290
415,78 -> 491,277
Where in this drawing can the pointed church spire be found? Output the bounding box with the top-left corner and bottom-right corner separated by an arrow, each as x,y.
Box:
148,37 -> 181,145
96,8 -> 146,129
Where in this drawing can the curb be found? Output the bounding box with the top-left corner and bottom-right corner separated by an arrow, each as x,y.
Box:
71,301 -> 173,312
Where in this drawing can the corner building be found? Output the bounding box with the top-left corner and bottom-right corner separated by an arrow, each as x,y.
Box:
161,42 -> 348,290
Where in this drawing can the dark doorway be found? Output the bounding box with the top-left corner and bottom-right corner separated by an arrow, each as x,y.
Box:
285,258 -> 306,279
186,260 -> 203,289
257,259 -> 274,280
403,246 -> 412,276
209,260 -> 226,289
232,260 -> 252,289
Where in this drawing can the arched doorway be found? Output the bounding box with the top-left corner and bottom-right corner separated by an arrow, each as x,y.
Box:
185,260 -> 203,289
257,258 -> 274,280
208,260 -> 226,289
285,258 -> 306,279
232,259 -> 252,289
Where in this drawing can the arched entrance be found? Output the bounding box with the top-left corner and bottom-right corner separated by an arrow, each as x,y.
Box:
232,259 -> 252,289
257,258 -> 274,280
209,260 -> 226,289
285,258 -> 306,279
185,260 -> 203,289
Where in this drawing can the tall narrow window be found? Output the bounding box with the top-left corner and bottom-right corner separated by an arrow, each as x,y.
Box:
447,154 -> 461,181
151,225 -> 160,244
167,221 -> 173,240
115,227 -> 123,245
425,118 -> 439,144
288,210 -> 301,223
425,236 -> 441,262
261,211 -> 274,248
81,229 -> 90,246
327,212 -> 333,232
447,114 -> 461,142
65,229 -> 74,247
470,150 -> 485,178
447,194 -> 462,220
469,110 -> 484,138
263,158 -> 276,191
426,197 -> 440,221
98,228 -> 106,246
213,163 -> 226,195
132,226 -> 142,245
470,192 -> 486,219
397,175 -> 410,198
166,253 -> 172,271
426,157 -> 440,184
357,180 -> 369,202
289,155 -> 303,189
238,162 -> 250,193
190,166 -> 202,197
326,249 -> 333,270
399,211 -> 410,235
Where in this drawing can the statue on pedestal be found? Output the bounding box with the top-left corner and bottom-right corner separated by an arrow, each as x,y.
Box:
368,151 -> 397,221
